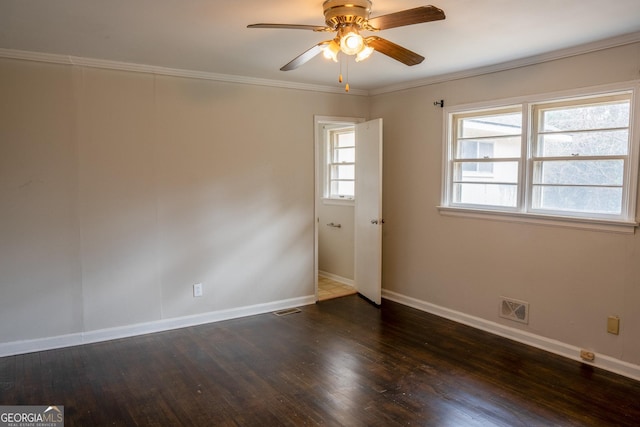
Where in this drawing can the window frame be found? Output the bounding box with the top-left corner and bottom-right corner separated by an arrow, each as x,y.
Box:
439,82 -> 640,233
448,105 -> 525,212
325,126 -> 356,202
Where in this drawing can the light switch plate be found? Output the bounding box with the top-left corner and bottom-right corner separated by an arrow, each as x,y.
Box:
607,316 -> 620,335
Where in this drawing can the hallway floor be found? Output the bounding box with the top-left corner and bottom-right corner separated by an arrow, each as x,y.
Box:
317,276 -> 356,301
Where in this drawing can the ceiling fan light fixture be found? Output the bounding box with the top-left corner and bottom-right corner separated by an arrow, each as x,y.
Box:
323,39 -> 341,62
249,1 -> 446,74
338,24 -> 364,55
355,44 -> 374,62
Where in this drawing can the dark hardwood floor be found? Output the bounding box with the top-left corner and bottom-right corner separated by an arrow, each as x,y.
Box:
1,295 -> 639,426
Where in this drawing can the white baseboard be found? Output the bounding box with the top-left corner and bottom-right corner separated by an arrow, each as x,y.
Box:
0,295 -> 317,357
5,290 -> 638,382
318,270 -> 354,287
382,289 -> 640,382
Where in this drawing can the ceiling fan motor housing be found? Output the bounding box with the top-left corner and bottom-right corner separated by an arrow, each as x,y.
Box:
323,0 -> 372,28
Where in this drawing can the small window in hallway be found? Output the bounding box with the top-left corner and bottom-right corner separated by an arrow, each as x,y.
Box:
326,127 -> 356,200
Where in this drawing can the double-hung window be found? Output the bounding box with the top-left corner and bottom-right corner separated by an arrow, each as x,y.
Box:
326,128 -> 356,200
451,107 -> 522,208
531,95 -> 631,216
441,84 -> 639,232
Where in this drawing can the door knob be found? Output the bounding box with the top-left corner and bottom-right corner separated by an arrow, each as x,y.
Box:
371,219 -> 378,224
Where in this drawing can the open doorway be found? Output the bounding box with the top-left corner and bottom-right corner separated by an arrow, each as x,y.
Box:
314,115 -> 383,304
314,116 -> 363,301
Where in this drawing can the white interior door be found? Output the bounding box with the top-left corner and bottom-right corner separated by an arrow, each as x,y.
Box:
354,118 -> 383,305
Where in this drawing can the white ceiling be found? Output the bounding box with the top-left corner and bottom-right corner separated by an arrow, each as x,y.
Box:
1,0 -> 640,92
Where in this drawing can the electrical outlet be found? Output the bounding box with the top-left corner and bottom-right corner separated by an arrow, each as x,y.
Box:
580,349 -> 595,362
193,283 -> 203,297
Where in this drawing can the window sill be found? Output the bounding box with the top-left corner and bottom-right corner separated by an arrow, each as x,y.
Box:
322,197 -> 355,207
437,206 -> 638,234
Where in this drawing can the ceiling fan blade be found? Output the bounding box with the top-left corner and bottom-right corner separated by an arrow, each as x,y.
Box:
365,36 -> 425,66
247,23 -> 332,32
366,5 -> 445,30
281,41 -> 331,71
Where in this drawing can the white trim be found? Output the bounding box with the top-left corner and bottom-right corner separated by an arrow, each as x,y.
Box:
0,295 -> 316,357
313,115 -> 365,303
370,31 -> 640,95
322,197 -> 355,207
444,81 -> 640,114
382,289 -> 640,382
318,270 -> 355,287
2,32 -> 639,97
437,206 -> 638,234
0,48 -> 369,96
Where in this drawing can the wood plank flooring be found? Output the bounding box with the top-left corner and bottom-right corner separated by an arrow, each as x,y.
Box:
1,295 -> 639,426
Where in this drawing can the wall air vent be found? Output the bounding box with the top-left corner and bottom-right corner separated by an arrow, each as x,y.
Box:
499,297 -> 529,324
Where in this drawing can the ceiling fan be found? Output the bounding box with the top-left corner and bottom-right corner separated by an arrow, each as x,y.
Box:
248,0 -> 445,76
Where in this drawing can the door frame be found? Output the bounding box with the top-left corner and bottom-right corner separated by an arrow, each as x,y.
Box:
313,115 -> 365,301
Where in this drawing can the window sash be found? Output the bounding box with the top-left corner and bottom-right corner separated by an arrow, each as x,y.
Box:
326,128 -> 355,200
450,105 -> 524,210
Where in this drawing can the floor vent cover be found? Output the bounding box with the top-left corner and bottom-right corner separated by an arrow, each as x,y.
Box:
499,297 -> 529,324
273,308 -> 301,317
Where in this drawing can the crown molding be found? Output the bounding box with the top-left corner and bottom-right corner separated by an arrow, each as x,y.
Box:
0,48 -> 369,96
2,30 -> 639,98
369,31 -> 640,96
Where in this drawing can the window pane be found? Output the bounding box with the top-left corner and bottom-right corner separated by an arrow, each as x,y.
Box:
331,181 -> 354,198
459,112 -> 522,138
454,161 -> 519,183
536,130 -> 629,157
331,164 -> 354,180
336,132 -> 355,148
534,160 -> 624,186
479,142 -> 493,158
532,185 -> 622,214
460,140 -> 480,159
327,128 -> 356,200
453,183 -> 517,207
462,160 -> 494,173
540,101 -> 630,132
457,136 -> 520,159
478,161 -> 493,174
334,147 -> 354,163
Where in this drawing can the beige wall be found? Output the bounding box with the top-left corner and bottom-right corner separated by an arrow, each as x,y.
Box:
318,202 -> 355,280
372,42 -> 640,367
1,61 -> 82,341
2,41 -> 640,372
0,57 -> 369,342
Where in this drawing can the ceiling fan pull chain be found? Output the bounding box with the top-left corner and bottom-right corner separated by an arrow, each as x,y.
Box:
345,56 -> 350,92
